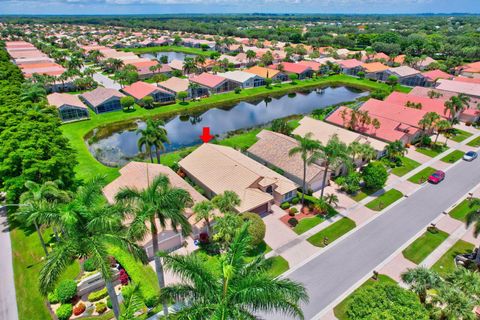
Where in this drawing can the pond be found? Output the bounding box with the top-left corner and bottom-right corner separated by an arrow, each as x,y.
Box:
140,51 -> 196,63
88,86 -> 368,167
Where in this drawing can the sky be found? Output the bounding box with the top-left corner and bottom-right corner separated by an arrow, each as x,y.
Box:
1,0 -> 480,15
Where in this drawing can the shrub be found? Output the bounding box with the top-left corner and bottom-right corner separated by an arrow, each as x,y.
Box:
362,162 -> 388,190
83,258 -> 96,272
289,207 -> 298,215
287,218 -> 298,227
56,280 -> 77,304
291,197 -> 300,205
420,135 -> 432,147
280,202 -> 291,210
119,269 -> 129,285
95,301 -> 107,314
106,297 -> 112,309
73,302 -> 86,316
241,212 -> 266,246
48,291 -> 59,304
88,287 -> 108,302
337,172 -> 361,194
234,87 -> 241,94
56,304 -> 73,320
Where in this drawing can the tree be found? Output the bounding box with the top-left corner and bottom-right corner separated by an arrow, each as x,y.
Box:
120,96 -> 135,112
418,112 -> 440,135
264,77 -> 273,88
434,120 -> 451,144
115,174 -> 193,316
289,132 -> 323,207
212,190 -> 240,214
289,73 -> 299,83
466,198 -> 480,268
362,162 -> 388,190
401,267 -> 442,304
119,284 -> 145,320
241,212 -> 266,246
324,193 -> 339,207
260,51 -> 274,66
385,140 -> 407,161
270,118 -> 293,136
136,118 -> 169,164
318,134 -> 350,199
182,57 -> 197,74
431,286 -> 477,320
39,176 -> 147,320
20,84 -> 46,103
386,75 -> 399,87
348,141 -> 363,163
141,95 -> 154,109
177,91 -> 188,103
193,200 -> 215,237
157,223 -> 308,319
246,49 -> 256,65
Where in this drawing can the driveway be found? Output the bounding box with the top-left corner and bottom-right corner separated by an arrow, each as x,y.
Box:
0,207 -> 18,320
92,72 -> 121,90
263,157 -> 480,320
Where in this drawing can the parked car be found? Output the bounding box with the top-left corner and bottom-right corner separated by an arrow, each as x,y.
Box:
428,170 -> 445,184
463,151 -> 478,162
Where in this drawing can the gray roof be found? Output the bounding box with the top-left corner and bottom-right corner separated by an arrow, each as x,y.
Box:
80,87 -> 125,107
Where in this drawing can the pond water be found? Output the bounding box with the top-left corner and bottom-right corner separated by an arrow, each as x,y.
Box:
88,86 -> 368,166
140,51 -> 196,63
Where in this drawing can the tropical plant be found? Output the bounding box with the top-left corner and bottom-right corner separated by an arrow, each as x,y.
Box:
20,83 -> 46,103
212,190 -> 241,214
177,91 -> 188,102
157,223 -> 308,319
318,134 -> 350,199
324,193 -> 339,207
241,212 -> 266,246
270,118 -> 293,136
39,176 -> 147,320
120,283 -> 145,320
431,286 -> 476,320
289,132 -> 323,206
120,96 -> 135,111
193,200 -> 215,237
401,267 -> 442,304
466,198 -> 480,268
136,118 -> 169,164
115,174 -> 193,316
385,140 -> 407,161
434,119 -> 451,144
362,162 -> 388,190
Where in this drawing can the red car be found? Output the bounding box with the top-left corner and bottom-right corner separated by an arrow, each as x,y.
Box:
428,170 -> 445,184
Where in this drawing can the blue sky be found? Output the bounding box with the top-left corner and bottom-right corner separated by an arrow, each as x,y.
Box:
1,0 -> 479,15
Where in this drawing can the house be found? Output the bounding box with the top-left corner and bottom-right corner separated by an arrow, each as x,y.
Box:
338,59 -> 363,76
189,72 -> 240,95
384,92 -> 447,117
457,61 -> 480,78
102,161 -> 207,257
387,66 -> 426,87
217,71 -> 265,88
47,93 -> 89,122
270,62 -> 313,79
296,60 -> 322,73
393,55 -> 406,65
245,66 -> 288,82
168,59 -> 184,72
246,130 -> 328,192
422,69 -> 453,86
435,79 -> 480,98
80,87 -> 125,114
179,143 -> 298,214
361,62 -> 390,81
416,57 -> 437,70
122,81 -> 175,104
158,77 -> 190,97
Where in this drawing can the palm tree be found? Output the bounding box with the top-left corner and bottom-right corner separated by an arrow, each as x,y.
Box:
147,118 -> 169,164
434,120 -> 451,144
431,286 -> 477,320
183,57 -> 198,75
20,84 -> 46,103
39,176 -> 147,320
115,174 -> 193,317
385,140 -> 407,161
194,55 -> 207,72
465,198 -> 480,268
212,191 -> 241,214
157,223 -> 308,319
324,193 -> 339,207
119,283 -> 145,320
193,200 -> 215,237
348,141 -> 362,163
418,112 -> 440,136
444,98 -> 457,124
289,132 -> 323,206
318,134 -> 350,200
401,266 -> 442,304
445,267 -> 480,299
359,143 -> 377,162
246,49 -> 256,65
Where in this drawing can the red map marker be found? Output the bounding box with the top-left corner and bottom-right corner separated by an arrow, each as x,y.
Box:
199,127 -> 214,143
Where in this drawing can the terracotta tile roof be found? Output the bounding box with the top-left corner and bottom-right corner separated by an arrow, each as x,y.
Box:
270,62 -> 311,74
338,59 -> 363,69
384,92 -> 447,117
394,55 -> 406,64
408,86 -> 480,110
47,93 -> 88,110
422,69 -> 453,81
122,81 -> 169,100
189,72 -> 227,89
245,66 -> 280,79
453,77 -> 480,84
296,60 -> 322,71
362,62 -> 389,73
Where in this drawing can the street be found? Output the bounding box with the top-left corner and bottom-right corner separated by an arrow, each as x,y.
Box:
263,157 -> 480,320
0,207 -> 18,320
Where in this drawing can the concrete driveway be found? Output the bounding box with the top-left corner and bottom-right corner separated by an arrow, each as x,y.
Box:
92,72 -> 121,90
263,205 -> 298,250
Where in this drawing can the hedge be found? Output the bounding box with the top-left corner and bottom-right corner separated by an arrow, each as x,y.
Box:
88,287 -> 108,302
83,258 -> 96,272
241,212 -> 266,246
56,279 -> 77,304
56,304 -> 73,320
95,301 -> 107,314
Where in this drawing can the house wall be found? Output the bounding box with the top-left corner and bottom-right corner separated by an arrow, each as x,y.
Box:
58,105 -> 89,122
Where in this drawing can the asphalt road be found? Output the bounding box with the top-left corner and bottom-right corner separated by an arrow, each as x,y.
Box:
0,207 -> 18,320
264,158 -> 480,320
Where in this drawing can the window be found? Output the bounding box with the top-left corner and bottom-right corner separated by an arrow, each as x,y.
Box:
283,190 -> 295,201
266,185 -> 273,195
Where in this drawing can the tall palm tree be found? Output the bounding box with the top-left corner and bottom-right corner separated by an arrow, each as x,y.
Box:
193,200 -> 215,237
445,267 -> 480,299
318,134 -> 350,199
434,119 -> 451,144
136,122 -> 156,163
418,112 -> 440,136
401,266 -> 442,304
431,286 -> 477,320
157,223 -> 309,319
20,84 -> 46,103
444,98 -> 457,124
183,57 -> 198,75
359,143 -> 377,162
466,198 -> 480,268
385,140 -> 407,161
347,141 -> 362,163
115,175 -> 192,317
149,119 -> 170,164
39,176 -> 146,320
211,190 -> 241,214
289,132 -> 323,206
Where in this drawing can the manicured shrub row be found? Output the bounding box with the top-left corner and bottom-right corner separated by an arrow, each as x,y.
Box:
88,287 -> 108,302
96,301 -> 107,314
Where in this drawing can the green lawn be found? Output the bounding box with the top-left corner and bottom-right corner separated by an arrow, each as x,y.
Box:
121,45 -> 215,57
402,229 -> 449,264
265,256 -> 289,277
440,150 -> 465,164
365,189 -> 403,211
333,274 -> 396,320
449,129 -> 473,142
307,218 -> 356,247
61,75 -> 396,183
215,128 -> 261,151
415,144 -> 448,158
293,206 -> 339,235
467,136 -> 480,147
448,197 -> 480,222
408,167 -> 438,184
350,187 -> 379,202
390,157 -> 421,177
431,240 -> 475,276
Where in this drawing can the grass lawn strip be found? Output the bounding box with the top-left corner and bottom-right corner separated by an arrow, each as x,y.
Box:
448,197 -> 480,222
391,156 -> 421,177
467,136 -> 480,147
333,274 -> 396,320
265,256 -> 289,277
402,229 -> 449,264
449,129 -> 473,142
365,189 -> 403,211
61,75 -> 398,183
440,150 -> 464,163
121,45 -> 216,57
292,201 -> 339,235
415,144 -> 448,158
350,187 -> 378,202
408,167 -> 437,184
307,218 -> 356,247
431,240 -> 475,276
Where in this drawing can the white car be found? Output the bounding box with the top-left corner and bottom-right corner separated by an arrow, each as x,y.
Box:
463,151 -> 478,162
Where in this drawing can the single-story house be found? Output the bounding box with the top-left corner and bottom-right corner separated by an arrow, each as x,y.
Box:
296,60 -> 322,73
338,59 -> 363,76
457,61 -> 480,78
384,91 -> 447,117
436,79 -> 480,98
247,130 -> 328,192
102,161 -> 208,257
168,59 -> 184,73
122,81 -> 175,104
158,77 -> 190,97
179,143 -> 298,214
422,69 -> 453,86
270,62 -> 313,79
80,87 -> 125,114
47,93 -> 90,122
245,66 -> 288,82
217,71 -> 265,88
416,57 -> 437,70
189,72 -> 240,95
387,66 -> 426,87
361,62 -> 390,81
